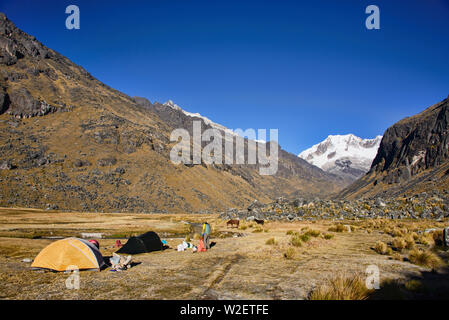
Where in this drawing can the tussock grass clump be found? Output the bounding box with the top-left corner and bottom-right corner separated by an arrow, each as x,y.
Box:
417,234 -> 434,246
184,235 -> 191,242
391,252 -> 403,261
265,238 -> 276,245
286,230 -> 297,236
299,234 -> 311,242
308,274 -> 373,300
328,224 -> 346,233
432,230 -> 444,246
390,227 -> 405,238
408,250 -> 443,270
290,235 -> 302,247
323,233 -> 334,240
252,227 -> 263,233
284,247 -> 296,260
404,280 -> 424,292
305,230 -> 321,237
239,225 -> 248,230
392,238 -> 407,252
373,241 -> 390,255
404,235 -> 416,250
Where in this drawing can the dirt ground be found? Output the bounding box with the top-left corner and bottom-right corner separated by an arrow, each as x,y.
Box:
0,207 -> 448,300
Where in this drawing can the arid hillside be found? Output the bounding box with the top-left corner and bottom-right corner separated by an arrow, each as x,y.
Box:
339,96 -> 449,200
0,13 -> 345,213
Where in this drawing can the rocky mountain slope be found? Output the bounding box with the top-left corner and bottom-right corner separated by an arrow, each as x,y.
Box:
339,96 -> 449,199
0,13 -> 345,213
299,134 -> 382,181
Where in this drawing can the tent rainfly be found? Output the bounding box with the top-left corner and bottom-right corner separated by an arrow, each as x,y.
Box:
31,238 -> 105,272
116,231 -> 163,254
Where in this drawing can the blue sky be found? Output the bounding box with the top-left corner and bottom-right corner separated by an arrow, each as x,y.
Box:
1,0 -> 448,154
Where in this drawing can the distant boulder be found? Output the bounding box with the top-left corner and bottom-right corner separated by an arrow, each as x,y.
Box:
97,157 -> 117,167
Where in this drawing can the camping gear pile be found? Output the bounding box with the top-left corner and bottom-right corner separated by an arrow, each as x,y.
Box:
109,253 -> 132,271
178,222 -> 211,253
177,241 -> 197,252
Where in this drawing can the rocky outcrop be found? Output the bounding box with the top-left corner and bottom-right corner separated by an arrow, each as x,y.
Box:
0,12 -> 50,66
372,97 -> 449,182
339,96 -> 449,199
222,191 -> 449,221
0,88 -> 9,114
7,87 -> 56,118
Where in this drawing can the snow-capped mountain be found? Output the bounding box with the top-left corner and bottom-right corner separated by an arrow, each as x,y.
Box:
163,100 -> 236,135
162,100 -> 267,143
298,134 -> 382,181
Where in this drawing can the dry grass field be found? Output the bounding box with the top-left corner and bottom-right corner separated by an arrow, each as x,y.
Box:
1,207 -> 449,300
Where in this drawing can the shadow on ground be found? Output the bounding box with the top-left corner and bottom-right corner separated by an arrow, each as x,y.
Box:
369,250 -> 449,300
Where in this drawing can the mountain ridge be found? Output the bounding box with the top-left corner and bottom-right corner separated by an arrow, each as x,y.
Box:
0,13 -> 345,213
339,95 -> 449,199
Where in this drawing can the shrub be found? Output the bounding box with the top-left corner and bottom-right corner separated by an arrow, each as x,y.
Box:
324,233 -> 334,240
308,274 -> 373,300
373,241 -> 389,255
265,238 -> 276,245
286,230 -> 295,235
239,225 -> 248,230
408,250 -> 443,270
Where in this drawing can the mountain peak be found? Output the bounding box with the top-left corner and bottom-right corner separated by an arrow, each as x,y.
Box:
299,134 -> 382,181
163,100 -> 182,111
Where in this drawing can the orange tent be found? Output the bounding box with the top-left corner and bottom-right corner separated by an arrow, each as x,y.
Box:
31,238 -> 105,272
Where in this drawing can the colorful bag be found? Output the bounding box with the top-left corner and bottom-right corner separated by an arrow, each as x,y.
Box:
198,238 -> 207,252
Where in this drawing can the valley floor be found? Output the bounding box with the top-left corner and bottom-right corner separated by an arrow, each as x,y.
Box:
0,208 -> 448,300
